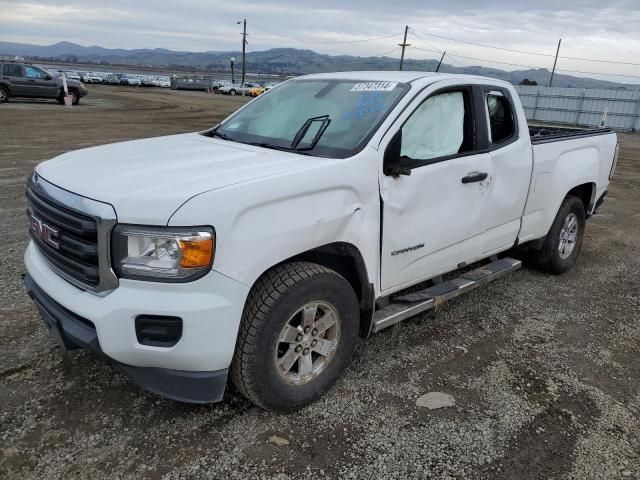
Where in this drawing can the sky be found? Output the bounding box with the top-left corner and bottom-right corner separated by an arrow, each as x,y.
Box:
1,0 -> 640,83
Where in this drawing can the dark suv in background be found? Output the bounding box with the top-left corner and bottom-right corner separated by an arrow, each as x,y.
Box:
0,62 -> 88,105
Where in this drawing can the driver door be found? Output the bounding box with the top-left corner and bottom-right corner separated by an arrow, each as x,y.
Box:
380,85 -> 492,292
24,65 -> 58,97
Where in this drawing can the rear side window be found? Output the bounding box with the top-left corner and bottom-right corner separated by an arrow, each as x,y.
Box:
3,64 -> 24,77
486,93 -> 515,144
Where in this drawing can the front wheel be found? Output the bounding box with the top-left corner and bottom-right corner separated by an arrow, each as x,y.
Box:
0,86 -> 9,103
231,262 -> 360,412
229,89 -> 237,96
530,195 -> 586,274
69,90 -> 80,105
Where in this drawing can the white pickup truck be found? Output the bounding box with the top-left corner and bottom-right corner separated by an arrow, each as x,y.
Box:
24,72 -> 618,411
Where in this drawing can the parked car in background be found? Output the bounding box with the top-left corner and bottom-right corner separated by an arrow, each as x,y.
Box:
248,86 -> 266,97
212,80 -> 230,93
157,76 -> 171,88
104,73 -> 123,85
120,74 -> 141,86
85,72 -> 104,84
140,76 -> 157,87
217,82 -> 259,95
62,71 -> 82,82
0,61 -> 87,104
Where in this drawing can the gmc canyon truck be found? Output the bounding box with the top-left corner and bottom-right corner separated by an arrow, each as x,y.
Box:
24,72 -> 618,412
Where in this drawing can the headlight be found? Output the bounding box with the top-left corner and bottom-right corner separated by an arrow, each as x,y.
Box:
112,225 -> 214,282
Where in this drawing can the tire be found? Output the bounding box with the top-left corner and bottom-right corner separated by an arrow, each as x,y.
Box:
530,195 -> 586,274
69,90 -> 80,105
229,89 -> 237,96
0,86 -> 9,103
230,262 -> 360,412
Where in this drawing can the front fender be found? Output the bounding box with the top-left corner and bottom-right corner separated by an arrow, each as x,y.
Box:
167,152 -> 381,292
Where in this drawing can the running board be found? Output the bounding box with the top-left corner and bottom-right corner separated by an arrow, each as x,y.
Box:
372,258 -> 522,333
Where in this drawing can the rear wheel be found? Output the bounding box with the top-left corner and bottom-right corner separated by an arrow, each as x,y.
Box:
231,262 -> 359,412
0,86 -> 9,103
229,89 -> 237,96
530,195 -> 586,274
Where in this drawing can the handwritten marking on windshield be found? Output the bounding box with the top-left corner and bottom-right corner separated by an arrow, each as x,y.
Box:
343,92 -> 385,120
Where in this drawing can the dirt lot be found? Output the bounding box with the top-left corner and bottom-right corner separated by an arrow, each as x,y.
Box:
1,86 -> 639,479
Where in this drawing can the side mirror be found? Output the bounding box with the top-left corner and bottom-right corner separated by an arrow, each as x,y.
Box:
45,75 -> 52,81
383,130 -> 411,177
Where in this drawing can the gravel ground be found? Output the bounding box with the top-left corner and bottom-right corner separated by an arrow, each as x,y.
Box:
1,86 -> 639,479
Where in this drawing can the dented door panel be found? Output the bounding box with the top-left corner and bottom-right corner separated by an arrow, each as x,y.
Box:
380,152 -> 493,292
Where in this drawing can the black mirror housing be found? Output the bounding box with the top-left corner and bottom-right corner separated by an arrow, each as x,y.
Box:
383,130 -> 411,177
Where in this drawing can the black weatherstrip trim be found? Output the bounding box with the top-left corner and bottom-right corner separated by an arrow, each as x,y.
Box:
530,127 -> 613,145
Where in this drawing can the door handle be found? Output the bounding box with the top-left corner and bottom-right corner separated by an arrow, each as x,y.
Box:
461,172 -> 488,184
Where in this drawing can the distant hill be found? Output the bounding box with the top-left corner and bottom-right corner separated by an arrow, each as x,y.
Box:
0,40 -> 635,90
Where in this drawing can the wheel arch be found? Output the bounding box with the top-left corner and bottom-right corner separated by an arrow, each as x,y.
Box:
246,242 -> 375,338
567,182 -> 596,217
521,181 -> 596,250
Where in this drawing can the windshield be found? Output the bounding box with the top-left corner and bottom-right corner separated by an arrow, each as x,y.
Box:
215,79 -> 409,158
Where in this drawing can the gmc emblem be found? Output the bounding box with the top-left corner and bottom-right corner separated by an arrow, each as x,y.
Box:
30,214 -> 60,250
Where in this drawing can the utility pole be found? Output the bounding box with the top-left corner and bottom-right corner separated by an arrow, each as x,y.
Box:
436,51 -> 446,72
398,25 -> 410,71
549,38 -> 562,87
237,19 -> 247,86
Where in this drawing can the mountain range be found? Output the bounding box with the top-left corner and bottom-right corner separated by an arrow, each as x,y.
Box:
0,40 -> 635,90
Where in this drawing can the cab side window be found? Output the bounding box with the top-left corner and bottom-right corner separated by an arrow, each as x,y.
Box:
25,66 -> 47,79
400,91 -> 473,162
3,64 -> 24,77
486,93 -> 515,144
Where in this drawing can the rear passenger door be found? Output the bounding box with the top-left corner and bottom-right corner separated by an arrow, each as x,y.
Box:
481,87 -> 534,254
2,64 -> 29,96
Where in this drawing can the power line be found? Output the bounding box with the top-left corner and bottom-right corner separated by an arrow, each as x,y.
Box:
410,46 -> 640,80
251,24 -> 400,44
555,68 -> 640,80
411,46 -> 546,69
412,27 -> 640,68
246,23 -> 640,81
411,28 -> 554,57
409,30 -> 444,54
558,55 -> 640,67
371,47 -> 401,58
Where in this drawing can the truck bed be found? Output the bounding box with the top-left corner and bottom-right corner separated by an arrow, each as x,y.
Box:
529,125 -> 612,145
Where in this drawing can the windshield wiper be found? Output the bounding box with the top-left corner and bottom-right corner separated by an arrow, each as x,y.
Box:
291,115 -> 331,151
211,128 -> 233,141
247,142 -> 312,156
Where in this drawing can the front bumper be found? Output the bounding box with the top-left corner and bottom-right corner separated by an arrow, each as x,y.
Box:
24,241 -> 250,403
25,274 -> 227,403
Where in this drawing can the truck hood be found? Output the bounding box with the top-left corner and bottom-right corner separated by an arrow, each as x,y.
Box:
36,133 -> 314,224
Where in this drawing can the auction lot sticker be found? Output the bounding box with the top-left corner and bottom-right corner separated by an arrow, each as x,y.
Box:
351,82 -> 398,92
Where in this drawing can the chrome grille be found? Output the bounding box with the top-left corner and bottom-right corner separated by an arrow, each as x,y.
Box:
27,172 -> 118,294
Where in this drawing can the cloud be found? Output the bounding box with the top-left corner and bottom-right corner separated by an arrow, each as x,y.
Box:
1,0 -> 639,80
